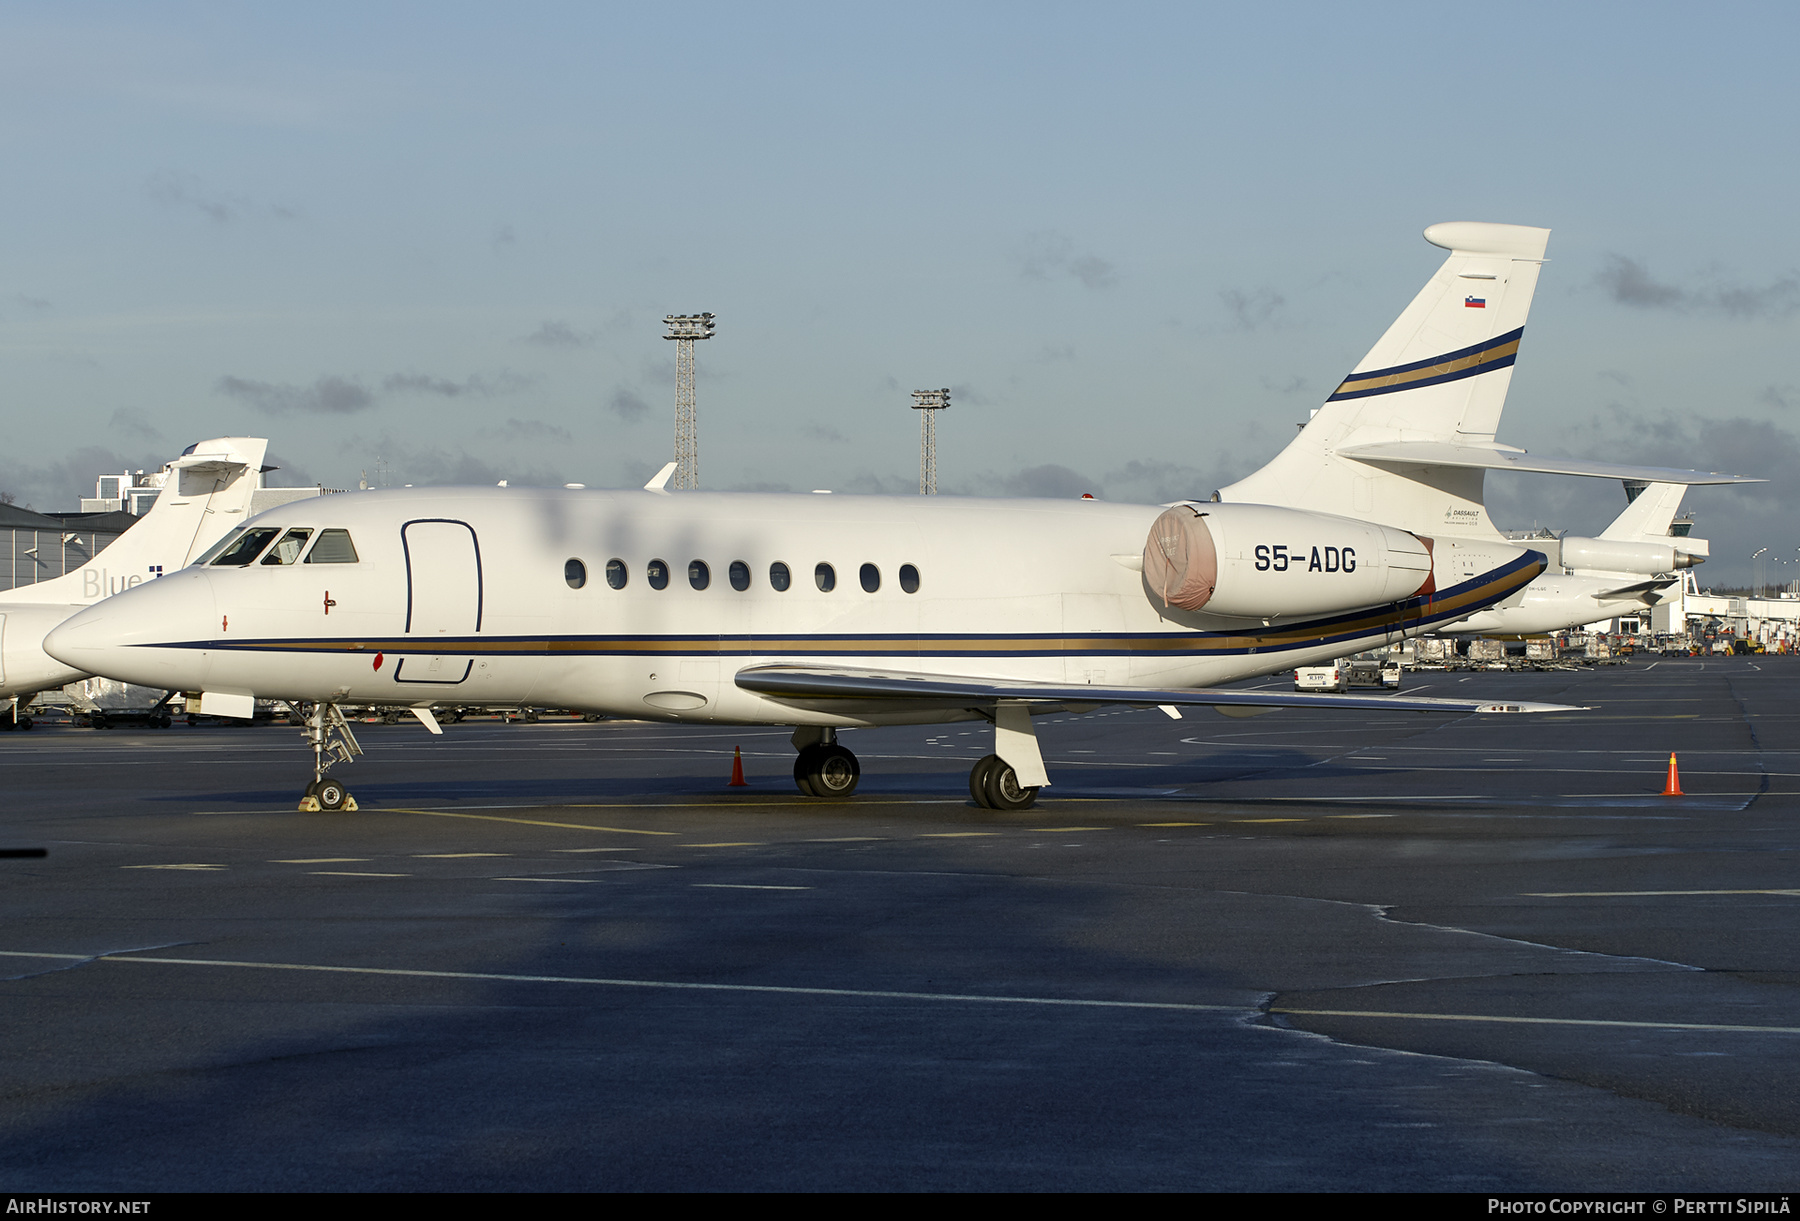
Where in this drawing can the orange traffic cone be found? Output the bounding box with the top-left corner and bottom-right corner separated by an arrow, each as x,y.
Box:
729,746 -> 747,787
1662,751 -> 1683,796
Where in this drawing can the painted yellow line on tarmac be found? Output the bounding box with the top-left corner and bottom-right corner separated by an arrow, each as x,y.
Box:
683,842 -> 763,848
1234,818 -> 1308,824
1524,889 -> 1800,898
309,871 -> 410,878
1030,826 -> 1108,832
920,832 -> 999,838
0,950 -> 1244,1013
1274,1007 -> 1800,1036
414,853 -> 509,858
123,864 -> 224,871
274,857 -> 369,864
693,883 -> 811,891
386,808 -> 677,835
1141,822 -> 1209,827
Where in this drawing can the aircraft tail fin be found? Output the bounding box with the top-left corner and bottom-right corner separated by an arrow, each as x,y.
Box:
6,437 -> 269,606
1599,482 -> 1686,543
1219,222 -> 1551,538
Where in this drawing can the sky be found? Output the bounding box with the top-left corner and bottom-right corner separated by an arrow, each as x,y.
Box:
3,2 -> 1796,586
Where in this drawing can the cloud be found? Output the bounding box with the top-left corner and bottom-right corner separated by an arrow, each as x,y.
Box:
0,444 -> 170,513
1036,342 -> 1076,364
1761,385 -> 1799,412
1018,232 -> 1118,290
108,408 -> 161,442
998,464 -> 1096,499
217,369 -> 529,414
1221,287 -> 1285,330
332,434 -> 566,489
1260,374 -> 1310,395
146,170 -> 294,225
492,224 -> 517,252
804,421 -> 849,443
608,387 -> 653,423
217,374 -> 374,414
488,418 -> 574,444
382,370 -> 530,397
14,294 -> 50,313
1595,254 -> 1800,318
520,320 -> 594,349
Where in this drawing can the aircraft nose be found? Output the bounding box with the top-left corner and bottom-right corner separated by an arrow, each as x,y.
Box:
45,569 -> 218,685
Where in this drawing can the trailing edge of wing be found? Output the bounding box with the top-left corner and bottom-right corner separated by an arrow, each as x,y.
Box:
1335,441 -> 1762,486
1592,578 -> 1674,603
734,663 -> 1583,715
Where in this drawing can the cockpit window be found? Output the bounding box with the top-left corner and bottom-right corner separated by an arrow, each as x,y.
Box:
193,527 -> 248,567
303,529 -> 359,564
210,527 -> 281,567
259,528 -> 314,565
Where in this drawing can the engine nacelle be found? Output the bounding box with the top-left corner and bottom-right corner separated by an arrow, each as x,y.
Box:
1560,536 -> 1699,575
1142,503 -> 1434,619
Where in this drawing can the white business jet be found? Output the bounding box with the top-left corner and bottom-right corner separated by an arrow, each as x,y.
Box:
1445,482 -> 1725,637
48,224 -> 1589,812
0,437 -> 268,721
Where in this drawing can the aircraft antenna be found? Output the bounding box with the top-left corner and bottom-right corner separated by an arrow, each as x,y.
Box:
663,313 -> 715,490
911,388 -> 950,495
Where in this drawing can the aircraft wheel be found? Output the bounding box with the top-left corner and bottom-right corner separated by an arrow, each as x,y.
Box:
792,747 -> 819,798
91,713 -> 109,730
983,759 -> 1039,811
315,779 -> 351,812
17,717 -> 31,731
969,754 -> 1002,808
808,744 -> 860,798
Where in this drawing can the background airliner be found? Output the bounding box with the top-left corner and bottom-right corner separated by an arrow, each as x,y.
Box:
49,223 -> 1713,812
0,437 -> 266,719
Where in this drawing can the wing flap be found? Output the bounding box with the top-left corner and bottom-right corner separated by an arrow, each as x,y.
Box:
735,663 -> 1581,715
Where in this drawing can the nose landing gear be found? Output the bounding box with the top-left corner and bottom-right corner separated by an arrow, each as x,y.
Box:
294,702 -> 362,812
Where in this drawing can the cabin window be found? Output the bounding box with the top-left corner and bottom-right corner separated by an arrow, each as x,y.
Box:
606,558 -> 628,589
689,560 -> 710,591
815,562 -> 836,592
211,527 -> 281,567
565,558 -> 587,589
899,563 -> 920,594
859,563 -> 880,593
647,559 -> 669,590
260,528 -> 314,566
729,560 -> 751,591
769,561 -> 791,591
303,529 -> 360,564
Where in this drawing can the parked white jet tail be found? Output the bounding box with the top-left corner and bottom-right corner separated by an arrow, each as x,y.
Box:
4,437 -> 269,607
1219,222 -> 1552,540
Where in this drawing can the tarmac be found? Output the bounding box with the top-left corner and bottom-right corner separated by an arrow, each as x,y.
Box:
3,656 -> 1798,1190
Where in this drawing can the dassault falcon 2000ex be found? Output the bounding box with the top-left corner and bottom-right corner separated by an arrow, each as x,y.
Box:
50,222 -> 1608,812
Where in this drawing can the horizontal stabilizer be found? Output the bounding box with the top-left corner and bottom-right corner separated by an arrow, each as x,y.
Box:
735,663 -> 1581,716
1336,441 -> 1762,485
1591,578 -> 1674,604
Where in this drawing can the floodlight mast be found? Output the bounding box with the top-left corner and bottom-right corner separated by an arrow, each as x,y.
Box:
911,388 -> 950,495
663,313 -> 715,490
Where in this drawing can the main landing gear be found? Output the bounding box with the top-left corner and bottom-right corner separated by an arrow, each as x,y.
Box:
294,702 -> 363,812
792,727 -> 860,798
790,702 -> 1051,810
968,754 -> 1040,811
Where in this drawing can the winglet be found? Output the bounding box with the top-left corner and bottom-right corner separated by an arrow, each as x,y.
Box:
643,462 -> 679,493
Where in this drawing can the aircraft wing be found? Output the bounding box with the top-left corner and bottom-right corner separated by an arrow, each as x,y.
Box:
1335,441 -> 1761,486
734,663 -> 1582,715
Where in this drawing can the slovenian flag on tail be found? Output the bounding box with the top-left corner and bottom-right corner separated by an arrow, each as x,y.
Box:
1465,296 -> 1486,308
